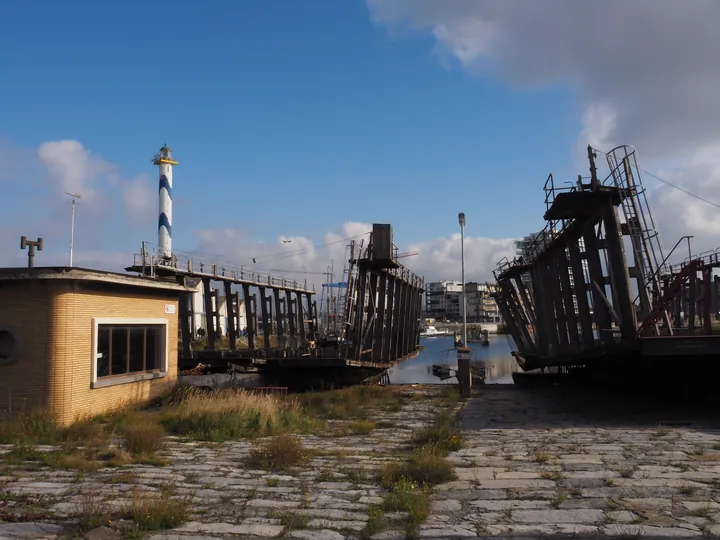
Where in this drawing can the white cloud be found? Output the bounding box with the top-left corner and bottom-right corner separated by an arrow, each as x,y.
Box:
122,172 -> 156,220
3,137 -> 515,285
192,220 -> 514,289
368,0 -> 720,255
38,140 -> 115,209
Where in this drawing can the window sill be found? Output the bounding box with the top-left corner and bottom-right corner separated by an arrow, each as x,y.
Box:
92,371 -> 167,389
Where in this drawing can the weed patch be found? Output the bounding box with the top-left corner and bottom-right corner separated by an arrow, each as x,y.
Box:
159,388 -> 319,441
349,420 -> 376,435
124,487 -> 190,531
380,446 -> 455,488
411,411 -> 462,453
298,386 -> 405,419
119,421 -> 166,456
247,434 -> 307,471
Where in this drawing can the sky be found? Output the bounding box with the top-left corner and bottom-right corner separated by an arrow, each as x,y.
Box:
2,0 -> 720,289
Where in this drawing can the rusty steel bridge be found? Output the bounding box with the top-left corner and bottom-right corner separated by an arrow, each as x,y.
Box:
127,223 -> 424,388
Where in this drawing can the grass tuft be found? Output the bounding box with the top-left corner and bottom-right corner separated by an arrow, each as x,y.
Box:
410,410 -> 463,453
380,446 -> 455,488
298,386 -> 405,419
159,387 -> 319,441
349,420 -> 376,435
119,421 -> 166,456
247,434 -> 307,471
124,487 -> 190,531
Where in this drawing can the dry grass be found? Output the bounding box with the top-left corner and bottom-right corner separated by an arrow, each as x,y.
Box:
0,410 -> 59,445
119,421 -> 166,456
247,434 -> 308,471
124,486 -> 191,531
349,420 -> 376,435
380,446 -> 455,488
158,387 -> 320,441
410,410 -> 463,453
298,386 -> 406,419
74,491 -> 113,532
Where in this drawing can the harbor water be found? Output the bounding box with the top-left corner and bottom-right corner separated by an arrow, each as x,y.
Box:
387,334 -> 518,385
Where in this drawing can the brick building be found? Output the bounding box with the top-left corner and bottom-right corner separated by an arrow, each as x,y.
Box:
0,267 -> 196,425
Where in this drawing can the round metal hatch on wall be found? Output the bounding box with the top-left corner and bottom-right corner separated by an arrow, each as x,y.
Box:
0,325 -> 21,366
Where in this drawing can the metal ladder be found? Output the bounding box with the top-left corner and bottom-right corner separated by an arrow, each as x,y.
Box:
637,259 -> 701,336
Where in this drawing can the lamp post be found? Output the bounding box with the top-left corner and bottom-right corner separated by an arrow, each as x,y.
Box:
457,212 -> 471,397
459,212 -> 467,347
65,192 -> 81,267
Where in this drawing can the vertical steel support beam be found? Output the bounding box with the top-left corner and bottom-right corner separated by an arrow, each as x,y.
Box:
224,282 -> 237,351
202,278 -> 216,350
545,254 -> 569,352
512,277 -> 537,346
179,292 -> 192,359
242,284 -> 254,349
364,273 -> 378,353
704,266 -> 712,335
555,245 -> 581,351
373,273 -> 387,363
405,279 -> 416,355
274,289 -> 284,347
567,240 -> 595,348
258,287 -> 271,350
308,295 -> 317,339
397,273 -> 409,357
583,223 -> 614,345
601,203 -> 637,342
390,272 -> 402,361
234,292 -> 242,344
286,292 -> 296,348
688,272 -> 696,333
212,290 -> 222,341
383,274 -> 396,362
296,293 -> 306,345
673,276 -> 682,328
528,269 -> 550,356
354,267 -> 368,359
537,259 -> 561,354
415,281 -> 424,347
412,280 -> 422,349
505,283 -> 534,352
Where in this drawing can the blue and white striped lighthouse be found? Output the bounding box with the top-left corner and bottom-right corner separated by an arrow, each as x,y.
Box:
152,144 -> 178,258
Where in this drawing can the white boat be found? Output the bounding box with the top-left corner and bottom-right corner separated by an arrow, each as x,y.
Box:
420,325 -> 448,337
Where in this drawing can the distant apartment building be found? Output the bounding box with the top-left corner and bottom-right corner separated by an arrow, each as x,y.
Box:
425,280 -> 462,321
424,280 -> 500,322
465,282 -> 501,322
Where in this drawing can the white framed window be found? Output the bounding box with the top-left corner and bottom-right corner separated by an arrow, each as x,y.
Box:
91,318 -> 169,389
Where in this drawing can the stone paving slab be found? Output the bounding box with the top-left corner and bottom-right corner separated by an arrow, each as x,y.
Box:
427,385 -> 720,538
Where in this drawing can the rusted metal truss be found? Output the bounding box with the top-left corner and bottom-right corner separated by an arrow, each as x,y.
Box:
493,145 -> 720,371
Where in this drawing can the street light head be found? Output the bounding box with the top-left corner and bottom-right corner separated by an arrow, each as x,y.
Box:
458,213 -> 466,227
65,192 -> 82,200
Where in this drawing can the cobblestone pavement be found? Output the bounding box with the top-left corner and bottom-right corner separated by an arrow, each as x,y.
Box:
2,385 -> 720,540
426,385 -> 720,539
0,391 -> 439,540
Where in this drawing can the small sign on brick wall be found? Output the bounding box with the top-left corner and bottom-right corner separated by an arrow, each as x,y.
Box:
164,304 -> 176,314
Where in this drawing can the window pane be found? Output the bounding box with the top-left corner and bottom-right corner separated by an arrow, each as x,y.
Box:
145,326 -> 160,371
111,328 -> 128,375
128,328 -> 145,373
97,326 -> 110,378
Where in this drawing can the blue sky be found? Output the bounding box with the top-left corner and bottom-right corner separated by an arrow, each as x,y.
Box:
1,0 -> 715,281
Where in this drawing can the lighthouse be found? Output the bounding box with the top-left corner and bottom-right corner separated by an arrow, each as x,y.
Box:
153,144 -> 178,259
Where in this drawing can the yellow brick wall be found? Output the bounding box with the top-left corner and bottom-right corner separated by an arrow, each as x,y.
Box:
0,280 -> 180,426
50,283 -> 179,426
0,282 -> 54,414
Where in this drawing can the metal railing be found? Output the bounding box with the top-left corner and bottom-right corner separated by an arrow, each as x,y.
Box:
131,245 -> 315,293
